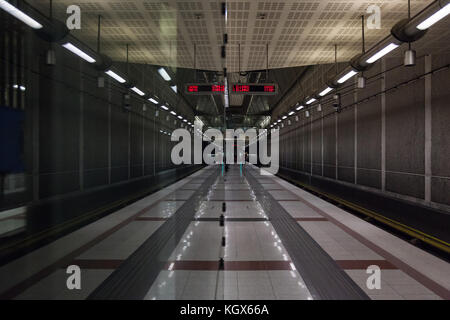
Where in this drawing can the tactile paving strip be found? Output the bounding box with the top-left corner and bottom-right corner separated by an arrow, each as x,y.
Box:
88,168 -> 220,300
245,167 -> 369,300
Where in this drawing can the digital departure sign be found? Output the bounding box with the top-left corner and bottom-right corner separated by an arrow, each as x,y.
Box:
184,83 -> 278,95
231,83 -> 278,95
185,84 -> 225,95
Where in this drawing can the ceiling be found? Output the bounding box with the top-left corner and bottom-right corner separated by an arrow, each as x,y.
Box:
28,0 -> 450,128
31,0 -> 450,72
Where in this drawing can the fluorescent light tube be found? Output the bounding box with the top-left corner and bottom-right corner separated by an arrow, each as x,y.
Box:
306,98 -> 316,105
183,119 -> 187,122
296,105 -> 304,111
177,115 -> 183,119
131,87 -> 145,96
277,119 -> 281,123
62,43 -> 96,63
170,111 -> 176,116
158,67 -> 171,81
417,3 -> 450,30
319,87 -> 333,96
0,0 -> 43,29
288,111 -> 294,116
366,43 -> 399,64
337,70 -> 357,84
282,116 -> 287,119
160,105 -> 169,110
148,98 -> 158,104
171,85 -> 177,93
105,70 -> 126,83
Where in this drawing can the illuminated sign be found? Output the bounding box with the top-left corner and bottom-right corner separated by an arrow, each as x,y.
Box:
231,83 -> 277,95
185,84 -> 225,95
184,83 -> 278,95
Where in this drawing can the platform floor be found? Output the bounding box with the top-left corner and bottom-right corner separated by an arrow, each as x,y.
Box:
0,165 -> 448,300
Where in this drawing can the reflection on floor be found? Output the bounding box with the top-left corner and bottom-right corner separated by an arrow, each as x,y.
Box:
0,165 -> 448,300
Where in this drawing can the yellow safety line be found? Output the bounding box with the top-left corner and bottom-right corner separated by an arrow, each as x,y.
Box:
278,173 -> 450,254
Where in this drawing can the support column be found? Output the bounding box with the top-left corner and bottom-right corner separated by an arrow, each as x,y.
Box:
310,116 -> 313,175
321,115 -> 324,176
79,61 -> 84,191
107,79 -> 112,184
354,79 -> 358,184
381,58 -> 386,191
335,112 -> 338,180
424,54 -> 432,202
128,111 -> 131,179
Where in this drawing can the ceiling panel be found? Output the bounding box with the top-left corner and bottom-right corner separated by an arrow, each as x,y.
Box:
30,0 -> 450,72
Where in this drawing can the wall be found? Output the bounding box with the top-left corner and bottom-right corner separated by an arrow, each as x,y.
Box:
0,20 -> 198,213
277,50 -> 450,213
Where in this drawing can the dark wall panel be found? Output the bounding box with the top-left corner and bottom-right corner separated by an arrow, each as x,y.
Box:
337,97 -> 354,183
357,96 -> 381,189
130,112 -> 143,178
294,125 -> 301,171
386,58 -> 425,175
431,54 -> 450,205
431,178 -> 450,206
312,117 -> 322,176
144,118 -> 155,176
386,172 -> 424,199
39,61 -> 81,198
304,119 -> 311,174
322,113 -> 336,179
111,101 -> 129,183
83,93 -> 109,189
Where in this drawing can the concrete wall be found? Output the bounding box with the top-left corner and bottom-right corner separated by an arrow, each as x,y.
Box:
278,52 -> 450,212
1,24 -> 196,210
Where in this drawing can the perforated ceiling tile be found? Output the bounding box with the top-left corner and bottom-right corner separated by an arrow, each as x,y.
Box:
30,0 -> 447,71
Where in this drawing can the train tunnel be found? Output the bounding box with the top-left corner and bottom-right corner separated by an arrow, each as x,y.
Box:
0,0 -> 449,307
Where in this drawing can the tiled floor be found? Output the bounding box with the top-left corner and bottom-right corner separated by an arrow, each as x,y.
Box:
78,221 -> 164,260
1,165 -> 448,300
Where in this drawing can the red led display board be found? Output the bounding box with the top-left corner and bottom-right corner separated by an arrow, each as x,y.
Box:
185,84 -> 225,95
231,83 -> 277,95
185,83 -> 278,95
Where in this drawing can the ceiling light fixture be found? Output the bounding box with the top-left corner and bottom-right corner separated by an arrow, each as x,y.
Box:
158,67 -> 171,81
366,43 -> 399,64
337,70 -> 358,84
131,87 -> 145,96
416,3 -> 450,30
62,43 -> 96,63
306,98 -> 316,105
319,87 -> 333,97
105,70 -> 126,83
0,0 -> 43,29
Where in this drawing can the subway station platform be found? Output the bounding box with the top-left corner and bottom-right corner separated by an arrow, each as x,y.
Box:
0,165 -> 448,300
